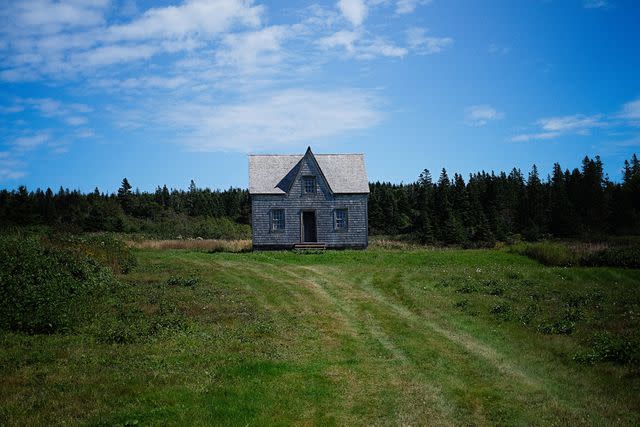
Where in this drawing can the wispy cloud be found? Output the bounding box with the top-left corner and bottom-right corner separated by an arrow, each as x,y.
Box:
155,89 -> 383,152
396,0 -> 431,15
406,27 -> 453,55
11,132 -> 51,151
538,114 -> 605,133
465,105 -> 504,126
511,99 -> 640,142
488,43 -> 510,55
583,0 -> 610,9
620,98 -> 640,120
511,132 -> 560,142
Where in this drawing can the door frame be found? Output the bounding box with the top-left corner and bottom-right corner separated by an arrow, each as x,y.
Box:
300,209 -> 317,243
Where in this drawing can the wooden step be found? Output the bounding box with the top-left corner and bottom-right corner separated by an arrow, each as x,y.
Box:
294,243 -> 326,250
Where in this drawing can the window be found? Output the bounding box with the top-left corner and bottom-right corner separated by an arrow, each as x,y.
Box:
271,209 -> 285,231
335,209 -> 348,230
303,176 -> 316,194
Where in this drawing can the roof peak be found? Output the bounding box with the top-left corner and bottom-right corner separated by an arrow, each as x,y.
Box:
249,152 -> 365,156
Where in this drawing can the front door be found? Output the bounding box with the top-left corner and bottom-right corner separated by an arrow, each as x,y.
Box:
302,211 -> 317,242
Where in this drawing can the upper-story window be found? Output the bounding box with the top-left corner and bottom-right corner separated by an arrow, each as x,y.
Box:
271,209 -> 285,231
303,176 -> 316,194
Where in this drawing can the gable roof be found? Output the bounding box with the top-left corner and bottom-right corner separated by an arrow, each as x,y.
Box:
249,148 -> 369,195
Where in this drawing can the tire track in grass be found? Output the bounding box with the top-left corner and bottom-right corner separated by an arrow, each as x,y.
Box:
279,265 -> 457,426
303,265 -> 600,425
307,265 -> 541,387
297,264 -> 587,425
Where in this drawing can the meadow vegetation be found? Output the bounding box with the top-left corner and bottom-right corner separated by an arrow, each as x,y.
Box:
1,234 -> 639,425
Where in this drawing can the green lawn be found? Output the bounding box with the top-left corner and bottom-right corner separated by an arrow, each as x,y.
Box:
2,247 -> 640,426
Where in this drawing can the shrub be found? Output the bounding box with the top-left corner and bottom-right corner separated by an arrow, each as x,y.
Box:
537,320 -> 575,335
574,332 -> 640,365
518,304 -> 539,326
583,247 -> 640,269
0,235 -> 117,333
166,276 -> 200,287
46,233 -> 137,274
490,304 -> 512,321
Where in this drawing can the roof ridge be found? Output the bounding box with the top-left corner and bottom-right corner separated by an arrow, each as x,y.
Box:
249,153 -> 364,156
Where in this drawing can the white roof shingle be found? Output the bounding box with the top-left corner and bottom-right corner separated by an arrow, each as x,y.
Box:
249,150 -> 369,194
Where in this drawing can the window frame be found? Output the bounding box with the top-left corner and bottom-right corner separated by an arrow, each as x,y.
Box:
302,176 -> 316,195
334,208 -> 348,231
271,209 -> 285,232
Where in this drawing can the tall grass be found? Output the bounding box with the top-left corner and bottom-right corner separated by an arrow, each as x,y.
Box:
513,240 -> 640,268
127,239 -> 251,253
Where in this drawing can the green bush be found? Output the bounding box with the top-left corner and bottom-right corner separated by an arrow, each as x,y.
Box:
537,319 -> 575,335
165,276 -> 199,287
574,332 -> 640,365
490,304 -> 512,321
583,247 -> 640,269
47,233 -> 137,274
0,235 -> 117,333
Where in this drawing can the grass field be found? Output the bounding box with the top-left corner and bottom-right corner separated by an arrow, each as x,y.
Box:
1,246 -> 640,426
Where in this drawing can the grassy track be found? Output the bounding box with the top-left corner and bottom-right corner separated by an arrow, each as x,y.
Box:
1,248 -> 639,426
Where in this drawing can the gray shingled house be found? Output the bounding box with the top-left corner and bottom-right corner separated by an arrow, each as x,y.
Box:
249,147 -> 369,250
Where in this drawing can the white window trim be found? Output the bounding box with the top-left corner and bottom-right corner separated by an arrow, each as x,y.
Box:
303,176 -> 316,195
271,209 -> 285,232
334,208 -> 348,231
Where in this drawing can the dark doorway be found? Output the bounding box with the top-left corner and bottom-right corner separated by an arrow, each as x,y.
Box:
302,211 -> 317,242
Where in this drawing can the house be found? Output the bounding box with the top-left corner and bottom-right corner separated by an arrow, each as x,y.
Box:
249,147 -> 369,250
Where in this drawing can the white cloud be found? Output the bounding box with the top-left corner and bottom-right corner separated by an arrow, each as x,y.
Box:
157,89 -> 383,151
620,98 -> 640,120
583,0 -> 610,9
66,116 -> 88,126
70,44 -> 159,67
11,0 -> 110,33
396,0 -> 431,14
105,0 -> 263,41
488,43 -> 510,55
0,105 -> 25,113
406,27 -> 453,54
465,105 -> 504,126
512,113 -> 608,142
216,26 -> 291,71
318,30 -> 407,59
358,39 -> 407,59
337,0 -> 367,26
318,30 -> 361,53
537,114 -> 604,132
511,132 -> 560,142
12,133 -> 51,151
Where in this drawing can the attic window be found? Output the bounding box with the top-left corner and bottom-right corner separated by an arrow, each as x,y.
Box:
271,209 -> 285,231
303,176 -> 316,194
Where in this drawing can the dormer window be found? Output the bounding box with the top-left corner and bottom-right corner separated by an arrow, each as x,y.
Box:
303,176 -> 316,194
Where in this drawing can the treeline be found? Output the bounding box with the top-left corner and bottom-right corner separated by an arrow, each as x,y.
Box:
1,154 -> 639,243
0,179 -> 251,239
369,154 -> 640,244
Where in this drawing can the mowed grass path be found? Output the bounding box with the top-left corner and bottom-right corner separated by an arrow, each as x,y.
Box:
2,248 -> 640,426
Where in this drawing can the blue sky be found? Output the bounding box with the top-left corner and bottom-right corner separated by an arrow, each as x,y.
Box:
1,0 -> 639,192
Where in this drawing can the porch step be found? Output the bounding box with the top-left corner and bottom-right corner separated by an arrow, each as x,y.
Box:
294,243 -> 326,250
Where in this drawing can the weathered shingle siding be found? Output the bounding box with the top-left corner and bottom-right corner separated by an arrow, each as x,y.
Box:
251,155 -> 368,249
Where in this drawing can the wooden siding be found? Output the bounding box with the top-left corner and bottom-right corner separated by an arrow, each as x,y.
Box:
251,154 -> 368,249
